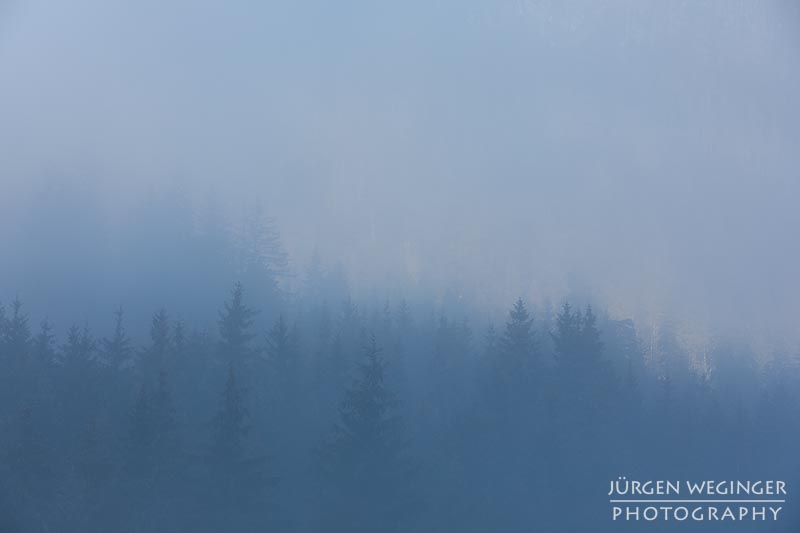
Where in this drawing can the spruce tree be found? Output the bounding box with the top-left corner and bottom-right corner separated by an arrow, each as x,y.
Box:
141,308 -> 171,382
172,318 -> 186,360
551,302 -> 581,367
27,319 -> 57,401
128,323 -> 180,489
207,364 -> 270,531
1,298 -> 33,408
211,365 -> 248,466
551,303 -> 613,448
266,315 -> 298,395
499,298 -> 538,378
101,307 -> 132,371
238,205 -> 289,282
488,298 -> 538,413
553,303 -> 607,388
59,324 -> 99,428
32,319 -> 56,369
218,282 -> 257,370
320,336 -> 416,533
4,297 -> 32,371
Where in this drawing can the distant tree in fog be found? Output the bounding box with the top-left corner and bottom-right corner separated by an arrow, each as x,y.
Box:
218,282 -> 258,370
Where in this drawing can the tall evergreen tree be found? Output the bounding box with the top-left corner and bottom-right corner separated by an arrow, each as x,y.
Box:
58,325 -> 99,425
498,298 -> 538,378
211,365 -> 249,468
141,308 -> 171,383
127,320 -> 180,485
101,307 -> 132,371
552,303 -> 608,390
319,336 -> 416,533
218,282 -> 257,370
238,205 -> 289,281
172,318 -> 186,361
266,315 -> 298,396
60,324 -> 97,371
2,298 -> 33,406
4,297 -> 32,370
206,364 -> 270,531
488,298 -> 538,413
26,319 -> 57,402
551,303 -> 614,451
32,319 -> 56,369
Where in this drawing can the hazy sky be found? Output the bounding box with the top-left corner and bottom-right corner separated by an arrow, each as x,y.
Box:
1,1 -> 799,337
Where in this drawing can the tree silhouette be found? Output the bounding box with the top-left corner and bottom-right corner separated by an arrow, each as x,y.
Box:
101,307 -> 132,371
206,364 -> 271,531
218,283 -> 257,370
320,335 -> 417,533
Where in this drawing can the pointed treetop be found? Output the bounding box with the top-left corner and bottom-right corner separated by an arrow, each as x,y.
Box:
218,282 -> 258,366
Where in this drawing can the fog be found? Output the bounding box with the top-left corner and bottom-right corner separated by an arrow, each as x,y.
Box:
2,0 -> 799,338
2,2 -> 800,532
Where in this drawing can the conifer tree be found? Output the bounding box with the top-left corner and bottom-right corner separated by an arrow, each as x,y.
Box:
172,318 -> 186,360
33,319 -> 56,369
127,365 -> 179,482
551,303 -> 613,438
59,325 -> 99,426
212,365 -> 248,466
552,303 -> 607,383
101,307 -> 132,371
218,283 -> 257,370
238,205 -> 289,282
207,364 -> 270,531
26,319 -> 57,401
320,336 -> 416,533
487,299 -> 538,413
141,308 -> 171,382
266,315 -> 298,396
551,302 -> 581,367
61,324 -> 96,367
4,297 -> 32,371
579,305 -> 603,368
499,298 -> 538,377
1,298 -> 33,406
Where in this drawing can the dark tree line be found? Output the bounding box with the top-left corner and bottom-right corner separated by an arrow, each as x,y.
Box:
1,274 -> 799,532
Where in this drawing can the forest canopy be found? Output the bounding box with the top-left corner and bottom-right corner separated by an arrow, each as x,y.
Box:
1,211 -> 798,532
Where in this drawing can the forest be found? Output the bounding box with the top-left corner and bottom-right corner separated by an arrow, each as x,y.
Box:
2,1 -> 798,531
1,211 -> 798,533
